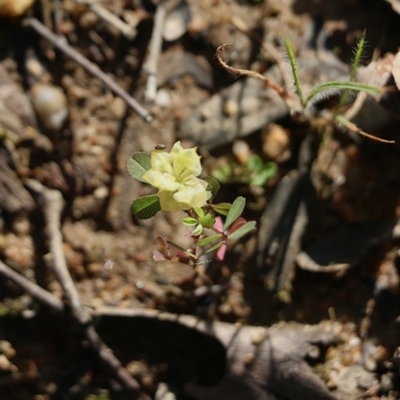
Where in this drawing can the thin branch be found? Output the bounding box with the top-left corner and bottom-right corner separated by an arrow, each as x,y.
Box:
25,179 -> 147,399
39,0 -> 53,32
215,44 -> 291,99
0,260 -> 64,312
229,15 -> 292,92
23,17 -> 152,122
296,252 -> 351,275
27,180 -> 88,322
77,0 -> 137,39
342,91 -> 367,121
143,0 -> 167,102
335,114 -> 395,144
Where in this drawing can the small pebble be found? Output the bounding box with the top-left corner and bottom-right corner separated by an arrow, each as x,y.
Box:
30,84 -> 68,130
155,89 -> 172,107
262,123 -> 291,163
232,140 -> 251,164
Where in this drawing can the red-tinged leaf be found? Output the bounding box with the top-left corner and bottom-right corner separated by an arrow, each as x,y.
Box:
228,217 -> 247,233
153,250 -> 167,261
216,242 -> 227,261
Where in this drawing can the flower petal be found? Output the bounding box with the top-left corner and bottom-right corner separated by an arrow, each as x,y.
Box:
150,151 -> 173,175
171,141 -> 202,180
142,170 -> 179,191
158,190 -> 182,212
173,177 -> 211,209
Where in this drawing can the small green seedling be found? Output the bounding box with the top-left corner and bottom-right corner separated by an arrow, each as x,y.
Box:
212,153 -> 277,187
216,31 -> 395,144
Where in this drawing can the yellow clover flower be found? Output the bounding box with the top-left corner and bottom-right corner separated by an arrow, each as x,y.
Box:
142,141 -> 211,212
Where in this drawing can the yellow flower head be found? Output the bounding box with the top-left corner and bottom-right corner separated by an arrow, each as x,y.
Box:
142,141 -> 211,212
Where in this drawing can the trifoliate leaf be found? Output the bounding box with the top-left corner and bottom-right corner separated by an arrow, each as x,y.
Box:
127,152 -> 151,182
224,196 -> 245,230
131,195 -> 161,219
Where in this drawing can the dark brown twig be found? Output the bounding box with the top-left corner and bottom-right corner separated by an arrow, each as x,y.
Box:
23,17 -> 152,122
216,43 -> 291,99
25,179 -> 148,399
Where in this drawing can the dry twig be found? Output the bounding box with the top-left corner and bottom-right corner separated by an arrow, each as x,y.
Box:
216,44 -> 291,99
336,115 -> 395,144
229,15 -> 292,92
23,17 -> 152,122
144,0 -> 167,102
23,179 -> 148,399
0,260 -> 64,312
77,0 -> 137,39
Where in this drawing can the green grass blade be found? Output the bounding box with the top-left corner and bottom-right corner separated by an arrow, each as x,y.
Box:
349,30 -> 366,82
336,30 -> 367,111
284,38 -> 305,107
305,80 -> 381,105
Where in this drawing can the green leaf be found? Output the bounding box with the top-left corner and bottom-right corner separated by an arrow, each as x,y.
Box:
284,38 -> 305,107
350,30 -> 366,82
227,221 -> 256,241
224,196 -> 246,231
305,81 -> 381,105
131,195 -> 161,219
166,240 -> 196,258
211,202 -> 231,216
205,241 -> 225,253
336,30 -> 366,112
211,164 -> 232,182
252,162 -> 278,186
194,207 -> 204,219
203,176 -> 220,200
192,224 -> 203,236
182,217 -> 198,226
127,152 -> 151,182
197,233 -> 223,247
247,154 -> 263,172
200,213 -> 215,229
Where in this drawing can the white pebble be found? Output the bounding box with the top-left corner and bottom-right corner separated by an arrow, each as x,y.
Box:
30,84 -> 68,130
